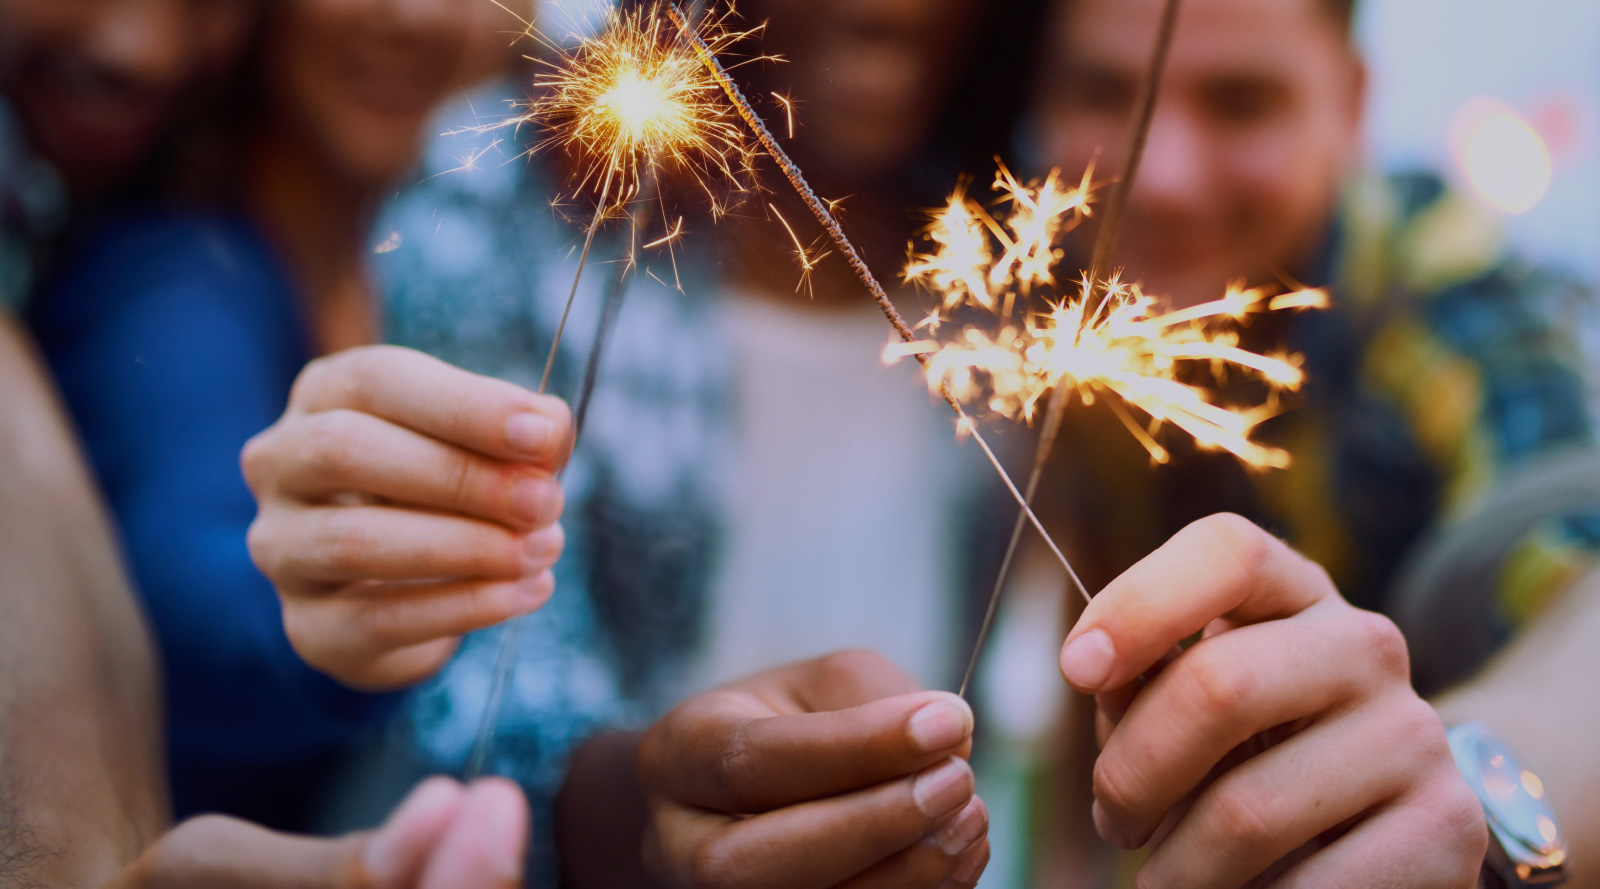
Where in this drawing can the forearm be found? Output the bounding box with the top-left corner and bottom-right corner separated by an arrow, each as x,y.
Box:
1433,564 -> 1600,888
554,731 -> 665,889
0,318 -> 167,886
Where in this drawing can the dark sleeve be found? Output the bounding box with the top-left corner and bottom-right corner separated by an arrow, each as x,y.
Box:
31,221 -> 401,795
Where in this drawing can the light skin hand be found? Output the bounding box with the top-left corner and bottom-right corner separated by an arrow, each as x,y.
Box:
107,777 -> 528,889
1059,514 -> 1486,889
243,345 -> 573,691
637,650 -> 992,889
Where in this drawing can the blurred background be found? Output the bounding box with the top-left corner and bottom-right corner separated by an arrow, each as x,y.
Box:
1360,0 -> 1600,287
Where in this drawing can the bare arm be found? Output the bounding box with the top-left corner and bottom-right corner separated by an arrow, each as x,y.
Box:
0,315 -> 166,887
1433,565 -> 1600,888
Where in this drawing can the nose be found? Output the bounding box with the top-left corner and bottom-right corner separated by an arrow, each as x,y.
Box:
1129,102 -> 1211,215
86,0 -> 191,94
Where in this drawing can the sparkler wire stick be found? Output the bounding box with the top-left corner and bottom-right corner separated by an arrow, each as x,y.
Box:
956,0 -> 1183,698
468,0 -> 718,783
666,1 -> 1082,583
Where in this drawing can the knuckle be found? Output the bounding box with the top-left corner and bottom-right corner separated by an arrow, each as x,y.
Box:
685,834 -> 747,889
303,412 -> 365,480
1178,646 -> 1254,718
1196,512 -> 1277,577
312,513 -> 372,574
1437,775 -> 1491,864
444,452 -> 479,511
1204,779 -> 1279,851
712,723 -> 758,812
239,430 -> 274,491
1349,610 -> 1411,679
244,517 -> 276,573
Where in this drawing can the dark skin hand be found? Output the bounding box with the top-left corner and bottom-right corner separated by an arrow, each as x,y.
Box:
560,650 -> 992,889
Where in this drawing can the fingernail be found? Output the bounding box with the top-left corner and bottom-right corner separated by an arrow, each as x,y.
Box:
516,573 -> 552,612
523,525 -> 563,574
1061,628 -> 1116,690
510,477 -> 558,524
1092,799 -> 1138,850
913,758 -> 974,819
952,841 -> 990,884
934,797 -> 988,855
505,413 -> 554,457
909,696 -> 972,753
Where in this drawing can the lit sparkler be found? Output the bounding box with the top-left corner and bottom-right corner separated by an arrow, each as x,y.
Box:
901,168 -> 1326,470
458,1 -> 762,390
467,0 -> 756,780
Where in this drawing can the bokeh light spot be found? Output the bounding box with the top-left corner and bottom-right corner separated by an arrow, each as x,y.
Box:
1450,96 -> 1553,215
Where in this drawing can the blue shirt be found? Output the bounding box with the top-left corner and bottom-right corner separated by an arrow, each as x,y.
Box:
30,212 -> 398,827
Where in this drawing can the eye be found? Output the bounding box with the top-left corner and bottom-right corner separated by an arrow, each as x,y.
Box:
1201,76 -> 1292,126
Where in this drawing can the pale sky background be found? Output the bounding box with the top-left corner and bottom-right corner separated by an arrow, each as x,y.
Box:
1360,0 -> 1600,285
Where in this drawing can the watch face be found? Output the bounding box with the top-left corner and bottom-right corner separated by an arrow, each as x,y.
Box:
1451,723 -> 1568,885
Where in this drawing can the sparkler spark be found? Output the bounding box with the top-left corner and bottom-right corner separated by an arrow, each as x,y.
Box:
902,168 -> 1327,470
466,3 -> 761,213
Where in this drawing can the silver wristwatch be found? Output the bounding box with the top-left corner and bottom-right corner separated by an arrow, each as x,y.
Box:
1448,722 -> 1568,888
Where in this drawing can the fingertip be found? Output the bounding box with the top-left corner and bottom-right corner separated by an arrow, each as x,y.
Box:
950,838 -> 990,885
365,777 -> 467,883
1091,798 -> 1140,851
913,756 -> 975,820
908,692 -> 975,754
505,413 -> 556,459
1060,627 -> 1117,692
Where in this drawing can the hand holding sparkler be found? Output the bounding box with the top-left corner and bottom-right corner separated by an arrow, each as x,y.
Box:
243,346 -> 572,691
1058,514 -> 1485,889
637,651 -> 991,888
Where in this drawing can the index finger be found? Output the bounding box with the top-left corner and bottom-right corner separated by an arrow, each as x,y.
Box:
1060,514 -> 1334,694
641,689 -> 975,815
290,346 -> 573,466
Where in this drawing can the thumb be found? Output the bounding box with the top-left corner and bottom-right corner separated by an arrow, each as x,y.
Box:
109,777 -> 468,889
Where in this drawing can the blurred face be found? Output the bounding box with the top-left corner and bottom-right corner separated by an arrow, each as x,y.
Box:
265,0 -> 506,188
1033,0 -> 1364,307
0,0 -> 253,196
745,0 -> 983,184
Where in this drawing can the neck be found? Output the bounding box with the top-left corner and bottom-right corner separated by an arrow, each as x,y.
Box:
244,125 -> 380,355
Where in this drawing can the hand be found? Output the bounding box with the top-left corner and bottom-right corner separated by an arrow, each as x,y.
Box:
637,650 -> 991,889
243,346 -> 572,690
1058,514 -> 1487,889
108,777 -> 528,889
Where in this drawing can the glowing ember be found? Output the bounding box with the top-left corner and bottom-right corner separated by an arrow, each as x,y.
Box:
902,166 -> 1327,470
458,3 -> 761,214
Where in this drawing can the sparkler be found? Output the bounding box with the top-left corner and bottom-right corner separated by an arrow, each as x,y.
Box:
466,0 -> 751,779
903,168 -> 1325,468
462,1 -> 759,391
907,168 -> 1328,695
948,0 -> 1185,698
665,0 -> 1084,584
